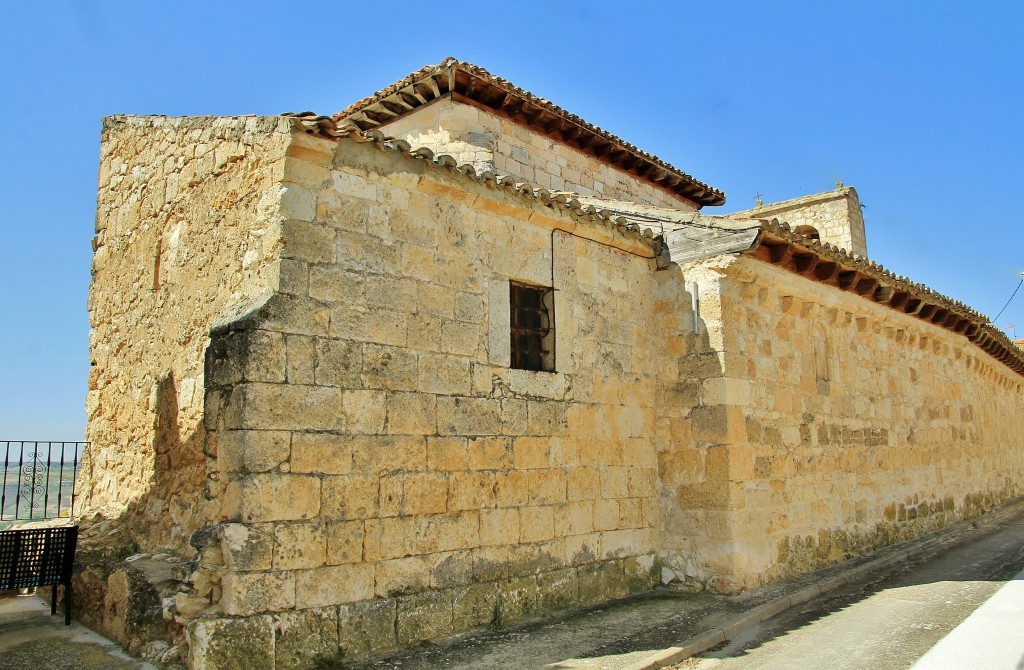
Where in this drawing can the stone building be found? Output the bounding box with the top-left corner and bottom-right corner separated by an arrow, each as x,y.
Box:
80,59 -> 1024,669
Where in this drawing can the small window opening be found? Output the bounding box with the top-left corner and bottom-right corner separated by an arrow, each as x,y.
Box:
794,225 -> 820,242
510,282 -> 555,372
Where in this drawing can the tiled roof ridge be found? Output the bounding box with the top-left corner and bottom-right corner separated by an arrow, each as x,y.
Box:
285,113 -> 659,248
332,58 -> 725,207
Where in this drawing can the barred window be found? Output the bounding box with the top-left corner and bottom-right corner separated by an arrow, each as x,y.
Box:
510,282 -> 555,372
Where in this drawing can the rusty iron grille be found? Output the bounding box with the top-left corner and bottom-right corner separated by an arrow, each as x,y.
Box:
1,442 -> 86,524
510,282 -> 553,371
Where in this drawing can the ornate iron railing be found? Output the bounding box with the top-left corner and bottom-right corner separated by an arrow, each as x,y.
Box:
1,441 -> 86,524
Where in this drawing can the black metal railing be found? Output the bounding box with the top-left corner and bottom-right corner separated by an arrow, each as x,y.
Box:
1,442 -> 86,525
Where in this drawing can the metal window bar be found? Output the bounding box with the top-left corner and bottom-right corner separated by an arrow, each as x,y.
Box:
510,283 -> 553,371
1,442 -> 87,523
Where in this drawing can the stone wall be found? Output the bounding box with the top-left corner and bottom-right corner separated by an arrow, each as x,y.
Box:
188,129 -> 673,667
660,254 -> 1024,592
730,188 -> 868,258
83,112 -> 1024,668
84,115 -> 291,554
378,98 -> 700,211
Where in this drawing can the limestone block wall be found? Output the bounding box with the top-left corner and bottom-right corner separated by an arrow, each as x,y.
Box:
84,115 -> 291,553
378,98 -> 699,210
190,130 -> 669,667
661,254 -> 1024,592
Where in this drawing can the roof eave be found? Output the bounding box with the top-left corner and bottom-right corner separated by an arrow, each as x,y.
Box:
335,59 -> 726,208
744,222 -> 1024,377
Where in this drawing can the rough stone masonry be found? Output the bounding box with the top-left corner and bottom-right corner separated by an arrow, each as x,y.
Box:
78,59 -> 1024,669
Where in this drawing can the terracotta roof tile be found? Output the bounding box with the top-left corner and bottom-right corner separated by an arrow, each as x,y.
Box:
333,58 -> 725,208
285,114 -> 660,251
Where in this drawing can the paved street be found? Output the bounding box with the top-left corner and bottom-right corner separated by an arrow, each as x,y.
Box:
0,595 -> 158,670
681,514 -> 1024,670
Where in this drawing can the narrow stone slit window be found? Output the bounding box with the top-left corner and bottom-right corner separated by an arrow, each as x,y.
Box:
510,282 -> 555,372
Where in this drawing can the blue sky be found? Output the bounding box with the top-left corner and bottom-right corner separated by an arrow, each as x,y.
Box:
2,1 -> 1022,439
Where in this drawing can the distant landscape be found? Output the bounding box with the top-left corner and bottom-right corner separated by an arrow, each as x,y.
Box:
0,442 -> 84,528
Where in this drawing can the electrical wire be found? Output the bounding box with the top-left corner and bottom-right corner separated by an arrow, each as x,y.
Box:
993,276 -> 1023,322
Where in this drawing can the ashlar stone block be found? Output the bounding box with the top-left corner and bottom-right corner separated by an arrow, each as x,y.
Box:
233,473 -> 320,522
295,562 -> 374,608
452,582 -> 497,632
220,523 -> 274,572
274,608 -> 340,670
221,571 -> 295,616
339,598 -> 398,659
290,432 -> 352,475
273,521 -> 327,570
397,591 -> 454,646
188,616 -> 275,670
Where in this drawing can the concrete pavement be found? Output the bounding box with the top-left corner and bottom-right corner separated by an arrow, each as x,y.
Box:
908,568 -> 1024,670
0,593 -> 159,670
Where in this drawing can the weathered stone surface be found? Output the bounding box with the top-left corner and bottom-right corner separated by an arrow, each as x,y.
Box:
274,608 -> 340,670
295,562 -> 374,608
339,598 -> 397,659
396,591 -> 454,646
220,571 -> 294,615
188,616 -> 275,670
220,523 -> 273,571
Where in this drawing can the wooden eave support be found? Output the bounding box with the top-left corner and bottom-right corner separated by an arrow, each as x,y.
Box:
423,76 -> 442,98
770,243 -> 794,264
873,286 -> 895,304
381,98 -> 410,115
413,82 -> 436,101
837,270 -> 859,290
889,291 -> 910,310
855,277 -> 879,296
364,108 -> 397,124
793,253 -> 818,274
903,298 -> 923,315
814,261 -> 840,282
399,90 -> 424,107
464,74 -> 480,99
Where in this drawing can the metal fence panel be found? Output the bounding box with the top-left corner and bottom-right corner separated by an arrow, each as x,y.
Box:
1,442 -> 86,524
